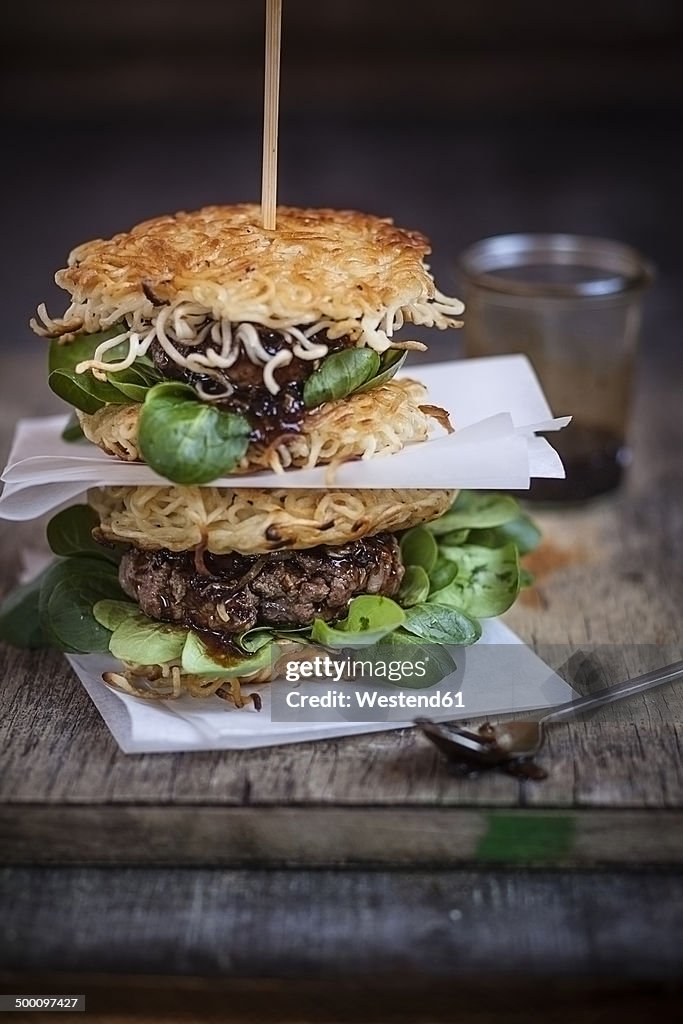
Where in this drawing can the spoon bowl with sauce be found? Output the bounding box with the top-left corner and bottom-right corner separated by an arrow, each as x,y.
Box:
416,659 -> 683,776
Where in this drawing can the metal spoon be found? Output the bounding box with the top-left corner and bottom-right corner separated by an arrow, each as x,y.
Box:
416,658 -> 683,769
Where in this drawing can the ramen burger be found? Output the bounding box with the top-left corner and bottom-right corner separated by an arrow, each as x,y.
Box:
32,205 -> 463,484
7,206 -> 534,707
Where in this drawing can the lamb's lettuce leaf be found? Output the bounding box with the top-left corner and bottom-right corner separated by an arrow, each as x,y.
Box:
0,492 -> 541,676
181,632 -> 273,678
426,491 -> 520,534
38,556 -> 126,653
94,601 -> 274,677
428,542 -> 520,618
428,556 -> 458,592
106,362 -> 162,402
48,367 -> 130,414
48,326 -> 128,375
397,565 -> 431,607
107,609 -> 187,665
303,347 -> 407,408
237,626 -> 309,653
138,382 -> 251,484
93,600 -> 140,632
303,347 -> 380,408
47,505 -> 122,564
48,326 -> 161,413
400,526 -> 438,573
401,603 -> 481,645
466,514 -> 541,556
311,595 -> 405,646
353,349 -> 407,394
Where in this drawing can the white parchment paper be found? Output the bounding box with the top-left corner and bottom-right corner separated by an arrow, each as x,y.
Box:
0,356 -> 570,520
67,618 -> 576,753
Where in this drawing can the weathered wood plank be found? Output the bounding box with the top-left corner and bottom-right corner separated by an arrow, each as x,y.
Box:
2,867 -> 682,978
1,807 -> 682,867
1,638 -> 681,809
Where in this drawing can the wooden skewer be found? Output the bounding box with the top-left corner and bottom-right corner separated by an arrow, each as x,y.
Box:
260,0 -> 283,231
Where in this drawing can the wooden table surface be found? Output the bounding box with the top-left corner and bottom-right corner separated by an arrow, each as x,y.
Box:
1,342 -> 682,870
1,343 -> 682,1007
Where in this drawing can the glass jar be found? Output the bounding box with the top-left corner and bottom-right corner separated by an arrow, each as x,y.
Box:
458,233 -> 654,501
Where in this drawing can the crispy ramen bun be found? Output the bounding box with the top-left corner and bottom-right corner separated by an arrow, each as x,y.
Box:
34,205 -> 464,347
78,378 -> 448,473
90,485 -> 456,555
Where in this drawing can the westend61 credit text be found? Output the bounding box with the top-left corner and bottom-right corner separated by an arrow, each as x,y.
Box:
285,689 -> 464,710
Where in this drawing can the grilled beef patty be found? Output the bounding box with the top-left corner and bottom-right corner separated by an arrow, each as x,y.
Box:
119,534 -> 404,635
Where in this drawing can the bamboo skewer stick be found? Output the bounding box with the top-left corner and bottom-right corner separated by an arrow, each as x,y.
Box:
261,0 -> 283,231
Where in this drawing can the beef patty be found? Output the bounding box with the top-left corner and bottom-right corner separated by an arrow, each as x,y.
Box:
119,534 -> 404,635
150,326 -> 352,445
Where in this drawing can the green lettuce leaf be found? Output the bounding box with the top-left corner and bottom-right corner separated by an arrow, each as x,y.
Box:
236,626 -> 309,653
46,505 -> 121,564
467,514 -> 541,556
429,542 -> 520,618
181,632 -> 273,677
93,599 -> 141,632
49,326 -> 134,413
376,634 -> 458,687
399,526 -> 438,573
303,348 -> 380,408
48,367 -> 130,414
311,595 -> 405,646
397,565 -> 431,607
48,326 -> 128,375
48,326 -> 161,412
428,556 -> 458,592
38,556 -> 126,653
107,608 -> 187,665
402,603 -> 481,645
427,491 -> 520,534
353,350 -> 407,394
107,362 -> 162,402
138,382 -> 251,484
436,528 -> 470,547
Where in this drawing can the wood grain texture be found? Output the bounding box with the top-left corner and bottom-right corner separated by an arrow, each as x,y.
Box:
0,307 -> 681,862
1,807 -> 682,867
1,867 -> 683,979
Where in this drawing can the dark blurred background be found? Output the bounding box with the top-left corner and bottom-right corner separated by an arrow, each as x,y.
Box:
0,0 -> 682,370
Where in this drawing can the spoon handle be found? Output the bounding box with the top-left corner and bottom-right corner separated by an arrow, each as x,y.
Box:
540,659 -> 683,726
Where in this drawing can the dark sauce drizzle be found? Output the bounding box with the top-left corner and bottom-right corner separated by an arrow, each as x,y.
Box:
150,327 -> 352,445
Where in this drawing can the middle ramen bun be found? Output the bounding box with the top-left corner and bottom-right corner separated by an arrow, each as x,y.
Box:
90,486 -> 456,554
77,378 -> 439,474
34,205 -> 462,484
